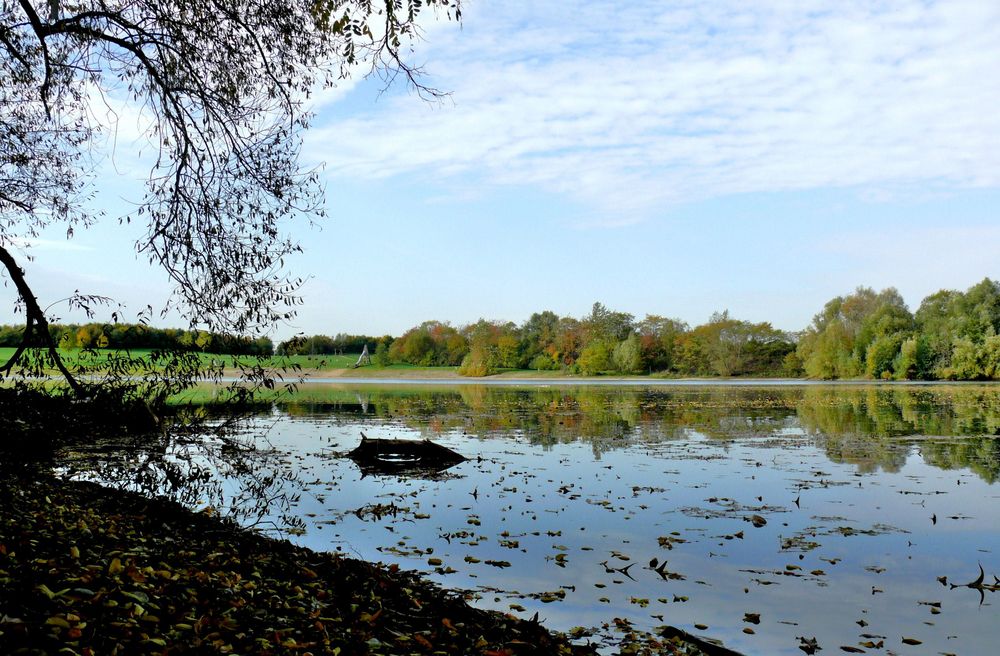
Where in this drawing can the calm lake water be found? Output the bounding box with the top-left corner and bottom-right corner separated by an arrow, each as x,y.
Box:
66,384 -> 1000,654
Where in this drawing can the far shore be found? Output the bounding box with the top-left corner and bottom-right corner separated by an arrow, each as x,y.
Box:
282,367 -> 996,386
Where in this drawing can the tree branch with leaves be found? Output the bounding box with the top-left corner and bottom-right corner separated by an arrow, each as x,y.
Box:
0,0 -> 460,400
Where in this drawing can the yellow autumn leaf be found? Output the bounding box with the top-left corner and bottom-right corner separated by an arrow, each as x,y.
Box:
45,616 -> 71,629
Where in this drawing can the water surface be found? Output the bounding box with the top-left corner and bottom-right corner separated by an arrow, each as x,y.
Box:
67,384 -> 1000,654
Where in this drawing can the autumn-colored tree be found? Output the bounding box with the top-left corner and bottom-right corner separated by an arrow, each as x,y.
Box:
577,340 -> 614,376
390,321 -> 467,366
636,314 -> 687,373
554,317 -> 584,366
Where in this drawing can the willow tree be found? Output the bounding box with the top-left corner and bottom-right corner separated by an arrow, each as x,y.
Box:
1,0 -> 459,398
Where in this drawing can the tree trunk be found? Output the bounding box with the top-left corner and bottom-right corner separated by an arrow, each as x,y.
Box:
0,244 -> 85,394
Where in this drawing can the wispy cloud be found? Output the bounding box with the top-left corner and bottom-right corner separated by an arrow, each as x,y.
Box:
6,237 -> 95,253
305,0 -> 1000,221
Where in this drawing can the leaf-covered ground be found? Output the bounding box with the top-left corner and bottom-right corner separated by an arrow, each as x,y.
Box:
0,473 -> 716,655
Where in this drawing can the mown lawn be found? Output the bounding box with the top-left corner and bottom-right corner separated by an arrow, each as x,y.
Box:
0,348 -> 362,371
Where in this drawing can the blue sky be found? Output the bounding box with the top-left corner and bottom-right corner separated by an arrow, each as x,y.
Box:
5,0 -> 1000,340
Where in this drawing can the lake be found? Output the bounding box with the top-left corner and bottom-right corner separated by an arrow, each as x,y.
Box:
63,383 -> 1000,654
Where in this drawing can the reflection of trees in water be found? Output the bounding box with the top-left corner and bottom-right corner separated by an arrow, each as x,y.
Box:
59,421 -> 305,533
70,386 -> 1000,522
920,438 -> 1000,484
277,386 -> 802,455
272,384 -> 1000,481
795,386 -> 1000,481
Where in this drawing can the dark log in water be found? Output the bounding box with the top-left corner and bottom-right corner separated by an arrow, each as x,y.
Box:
347,432 -> 466,475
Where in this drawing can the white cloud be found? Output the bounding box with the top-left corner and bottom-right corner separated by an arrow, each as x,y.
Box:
305,0 -> 1000,220
6,238 -> 94,253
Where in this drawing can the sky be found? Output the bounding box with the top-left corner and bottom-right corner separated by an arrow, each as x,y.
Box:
4,0 -> 1000,341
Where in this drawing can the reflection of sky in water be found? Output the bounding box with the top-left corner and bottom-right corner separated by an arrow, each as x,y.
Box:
80,386 -> 1000,654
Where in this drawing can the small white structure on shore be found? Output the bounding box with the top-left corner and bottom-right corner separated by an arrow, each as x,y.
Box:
354,344 -> 371,368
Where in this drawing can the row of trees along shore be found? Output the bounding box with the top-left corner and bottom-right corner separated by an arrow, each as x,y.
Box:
0,323 -> 273,356
276,278 -> 1000,380
12,277 -> 996,379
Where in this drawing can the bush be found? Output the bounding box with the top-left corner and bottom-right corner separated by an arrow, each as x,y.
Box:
864,333 -> 904,379
945,337 -> 983,380
577,340 -> 613,376
980,334 -> 1000,379
781,351 -> 804,377
612,335 -> 643,374
458,347 -> 494,377
373,341 -> 392,367
529,354 -> 557,371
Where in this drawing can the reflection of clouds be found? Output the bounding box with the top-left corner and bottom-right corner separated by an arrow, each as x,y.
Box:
308,1 -> 1000,222
278,406 -> 1000,655
70,385 -> 1000,654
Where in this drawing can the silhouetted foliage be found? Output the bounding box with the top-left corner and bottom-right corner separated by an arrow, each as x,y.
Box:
1,0 -> 461,406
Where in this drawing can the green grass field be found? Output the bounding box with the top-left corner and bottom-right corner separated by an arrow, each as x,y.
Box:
268,353 -> 360,369
0,348 -> 362,371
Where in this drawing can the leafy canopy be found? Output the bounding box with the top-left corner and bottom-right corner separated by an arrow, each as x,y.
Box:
1,0 -> 461,334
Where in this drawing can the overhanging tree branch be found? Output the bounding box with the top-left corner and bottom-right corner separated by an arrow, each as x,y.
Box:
1,0 -> 462,399
0,244 -> 85,394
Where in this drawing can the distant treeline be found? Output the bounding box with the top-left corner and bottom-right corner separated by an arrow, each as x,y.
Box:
15,277 -> 1000,380
0,322 -> 273,355
287,277 -> 1000,380
796,278 -> 1000,380
382,305 -> 796,377
275,333 -> 392,356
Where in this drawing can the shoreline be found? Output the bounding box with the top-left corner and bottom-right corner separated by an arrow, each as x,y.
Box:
288,369 -> 997,386
0,472 -> 584,655
0,470 -> 732,655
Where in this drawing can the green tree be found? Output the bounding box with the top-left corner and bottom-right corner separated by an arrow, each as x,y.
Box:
577,340 -> 614,375
798,287 -> 912,379
389,321 -> 467,367
458,345 -> 494,377
583,302 -> 635,343
915,279 -> 1000,378
914,289 -> 962,374
947,337 -> 983,380
865,333 -> 905,379
612,335 -> 643,374
373,340 -> 392,367
519,311 -> 560,366
981,333 -> 1000,379
893,336 -> 932,380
